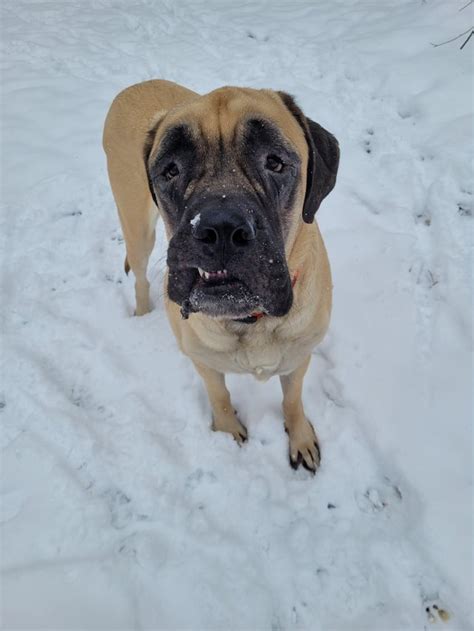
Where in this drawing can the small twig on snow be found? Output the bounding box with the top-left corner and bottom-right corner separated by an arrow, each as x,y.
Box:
459,0 -> 473,12
460,29 -> 474,48
430,26 -> 473,47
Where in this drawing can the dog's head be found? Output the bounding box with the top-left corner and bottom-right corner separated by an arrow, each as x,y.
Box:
145,87 -> 339,319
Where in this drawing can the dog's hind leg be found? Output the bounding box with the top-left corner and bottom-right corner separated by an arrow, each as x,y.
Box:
280,356 -> 320,473
193,361 -> 248,445
106,156 -> 158,316
123,208 -> 158,316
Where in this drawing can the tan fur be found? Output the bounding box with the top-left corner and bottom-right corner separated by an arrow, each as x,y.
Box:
103,80 -> 332,472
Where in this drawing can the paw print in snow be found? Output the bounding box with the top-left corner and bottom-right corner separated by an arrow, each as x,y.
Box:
361,487 -> 386,512
458,186 -> 472,217
457,201 -> 472,217
363,128 -> 374,154
356,479 -> 402,513
425,603 -> 450,624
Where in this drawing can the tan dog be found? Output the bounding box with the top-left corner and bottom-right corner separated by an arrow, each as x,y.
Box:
103,80 -> 339,473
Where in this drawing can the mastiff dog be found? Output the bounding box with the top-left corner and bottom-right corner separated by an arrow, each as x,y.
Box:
103,80 -> 339,473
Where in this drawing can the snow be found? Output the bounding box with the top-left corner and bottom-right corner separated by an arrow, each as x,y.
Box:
1,1 -> 472,629
190,213 -> 201,228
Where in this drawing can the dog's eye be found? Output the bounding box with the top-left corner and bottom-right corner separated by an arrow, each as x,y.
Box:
163,163 -> 179,181
265,155 -> 284,173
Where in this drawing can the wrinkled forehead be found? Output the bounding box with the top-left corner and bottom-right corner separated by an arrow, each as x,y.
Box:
152,88 -> 307,160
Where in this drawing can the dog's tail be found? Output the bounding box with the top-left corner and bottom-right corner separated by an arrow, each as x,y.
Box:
124,256 -> 130,275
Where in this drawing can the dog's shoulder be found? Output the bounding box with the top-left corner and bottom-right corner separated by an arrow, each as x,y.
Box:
103,80 -> 197,151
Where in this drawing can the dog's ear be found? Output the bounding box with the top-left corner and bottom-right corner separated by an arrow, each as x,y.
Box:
278,92 -> 339,223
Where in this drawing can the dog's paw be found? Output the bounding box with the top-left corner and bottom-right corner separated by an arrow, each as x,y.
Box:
286,419 -> 320,474
212,414 -> 248,445
134,304 -> 151,316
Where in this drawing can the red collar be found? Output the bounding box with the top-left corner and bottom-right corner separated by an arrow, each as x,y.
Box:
235,269 -> 300,324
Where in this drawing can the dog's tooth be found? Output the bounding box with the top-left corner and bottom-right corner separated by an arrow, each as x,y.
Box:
198,268 -> 229,282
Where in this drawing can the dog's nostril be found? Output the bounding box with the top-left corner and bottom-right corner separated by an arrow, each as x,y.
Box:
202,228 -> 218,245
194,226 -> 219,245
231,228 -> 249,247
231,224 -> 256,247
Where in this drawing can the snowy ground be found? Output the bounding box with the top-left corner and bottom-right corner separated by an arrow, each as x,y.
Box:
1,1 -> 472,629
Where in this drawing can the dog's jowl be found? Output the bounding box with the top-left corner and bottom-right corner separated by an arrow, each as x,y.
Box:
103,80 -> 339,473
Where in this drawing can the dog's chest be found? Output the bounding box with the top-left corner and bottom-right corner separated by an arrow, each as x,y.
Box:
233,333 -> 283,380
186,321 -> 306,380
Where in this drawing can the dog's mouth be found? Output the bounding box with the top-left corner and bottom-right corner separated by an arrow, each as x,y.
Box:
196,267 -> 235,286
187,267 -> 261,318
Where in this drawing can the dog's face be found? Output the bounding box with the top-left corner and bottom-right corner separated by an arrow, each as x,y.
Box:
145,88 -> 339,319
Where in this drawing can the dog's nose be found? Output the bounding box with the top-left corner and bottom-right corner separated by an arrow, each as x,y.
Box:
192,209 -> 256,254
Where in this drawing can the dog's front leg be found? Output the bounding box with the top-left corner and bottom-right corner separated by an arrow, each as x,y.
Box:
280,356 -> 320,473
193,361 -> 248,444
